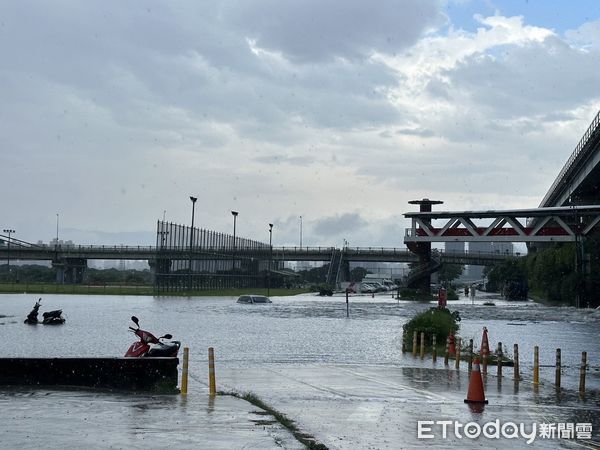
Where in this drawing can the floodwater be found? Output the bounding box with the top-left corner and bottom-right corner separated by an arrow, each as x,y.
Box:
0,291 -> 599,448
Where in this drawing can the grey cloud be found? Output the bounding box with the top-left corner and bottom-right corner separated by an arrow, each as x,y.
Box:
253,154 -> 314,166
0,0 -> 406,151
313,213 -> 368,237
438,35 -> 600,119
395,127 -> 436,137
224,0 -> 445,62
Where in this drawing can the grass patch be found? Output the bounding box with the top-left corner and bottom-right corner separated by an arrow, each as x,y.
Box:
0,283 -> 310,297
220,390 -> 328,449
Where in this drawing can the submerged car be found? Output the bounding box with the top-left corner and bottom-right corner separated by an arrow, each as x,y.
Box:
236,295 -> 272,304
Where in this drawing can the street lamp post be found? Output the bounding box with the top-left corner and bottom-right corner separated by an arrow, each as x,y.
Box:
268,223 -> 273,297
299,216 -> 303,249
189,196 -> 197,292
55,213 -> 59,267
3,229 -> 15,280
231,211 -> 238,287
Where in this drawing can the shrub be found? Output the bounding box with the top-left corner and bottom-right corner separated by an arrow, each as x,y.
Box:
402,307 -> 460,349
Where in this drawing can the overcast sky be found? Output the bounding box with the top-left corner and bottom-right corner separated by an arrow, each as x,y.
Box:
1,0 -> 599,247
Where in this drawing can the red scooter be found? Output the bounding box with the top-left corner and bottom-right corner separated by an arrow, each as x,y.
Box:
124,316 -> 180,357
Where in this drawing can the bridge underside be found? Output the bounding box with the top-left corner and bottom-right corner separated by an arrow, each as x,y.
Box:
540,110 -> 600,208
403,204 -> 600,293
404,205 -> 600,244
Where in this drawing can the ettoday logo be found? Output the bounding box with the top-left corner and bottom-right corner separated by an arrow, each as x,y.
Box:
417,420 -> 593,443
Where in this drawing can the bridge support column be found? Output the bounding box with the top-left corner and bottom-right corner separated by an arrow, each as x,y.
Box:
53,258 -> 87,284
406,199 -> 443,295
149,258 -> 171,291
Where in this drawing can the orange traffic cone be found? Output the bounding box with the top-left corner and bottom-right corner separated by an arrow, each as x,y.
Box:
464,357 -> 488,404
480,327 -> 489,358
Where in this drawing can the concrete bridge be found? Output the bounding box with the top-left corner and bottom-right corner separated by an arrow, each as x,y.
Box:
0,241 -> 510,283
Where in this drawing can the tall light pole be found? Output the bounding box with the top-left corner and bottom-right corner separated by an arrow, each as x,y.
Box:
299,216 -> 303,249
55,213 -> 59,266
268,223 -> 273,297
3,229 -> 15,280
231,211 -> 238,283
189,196 -> 197,291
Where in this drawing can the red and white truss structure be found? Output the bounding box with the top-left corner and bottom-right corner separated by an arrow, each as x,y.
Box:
404,205 -> 600,243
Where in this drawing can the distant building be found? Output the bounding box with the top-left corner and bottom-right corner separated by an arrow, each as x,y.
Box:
445,242 -> 465,253
444,241 -> 514,283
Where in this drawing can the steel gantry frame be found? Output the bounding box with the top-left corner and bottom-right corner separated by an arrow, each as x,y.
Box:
404,205 -> 600,244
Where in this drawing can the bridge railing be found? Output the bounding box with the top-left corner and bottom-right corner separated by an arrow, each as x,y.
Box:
540,109 -> 600,207
35,244 -> 158,253
1,244 -> 523,260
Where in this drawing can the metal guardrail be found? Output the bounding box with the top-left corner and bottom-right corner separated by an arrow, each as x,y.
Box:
540,109 -> 600,207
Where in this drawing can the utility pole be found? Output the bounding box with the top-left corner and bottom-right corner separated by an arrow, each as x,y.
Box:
268,223 -> 273,297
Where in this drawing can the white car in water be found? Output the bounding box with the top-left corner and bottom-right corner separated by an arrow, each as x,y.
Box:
360,283 -> 377,294
236,295 -> 272,304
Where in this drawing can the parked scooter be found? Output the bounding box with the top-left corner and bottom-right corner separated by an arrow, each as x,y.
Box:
24,298 -> 65,325
124,316 -> 180,357
24,298 -> 42,324
42,309 -> 66,325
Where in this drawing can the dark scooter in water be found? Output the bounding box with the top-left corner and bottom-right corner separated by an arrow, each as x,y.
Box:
124,316 -> 180,357
24,298 -> 65,325
24,298 -> 42,324
42,309 -> 65,325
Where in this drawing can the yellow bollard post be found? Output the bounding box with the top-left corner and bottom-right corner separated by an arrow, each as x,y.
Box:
420,331 -> 425,359
555,348 -> 561,390
533,346 -> 539,385
208,347 -> 216,396
579,351 -> 587,396
444,335 -> 450,366
180,347 -> 189,395
455,338 -> 461,370
432,334 -> 437,362
513,344 -> 520,381
468,339 -> 473,374
412,331 -> 417,357
497,342 -> 503,379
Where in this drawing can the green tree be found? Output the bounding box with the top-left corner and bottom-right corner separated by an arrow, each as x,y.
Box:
437,264 -> 464,285
297,264 -> 330,284
349,266 -> 370,282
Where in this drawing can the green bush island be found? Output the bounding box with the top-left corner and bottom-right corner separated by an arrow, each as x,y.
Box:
402,307 -> 460,349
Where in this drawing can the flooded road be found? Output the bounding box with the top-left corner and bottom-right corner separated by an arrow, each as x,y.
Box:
0,291 -> 598,448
